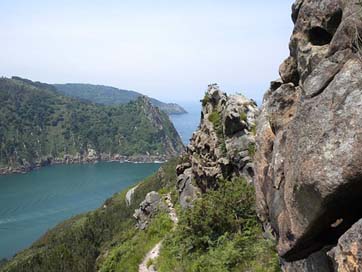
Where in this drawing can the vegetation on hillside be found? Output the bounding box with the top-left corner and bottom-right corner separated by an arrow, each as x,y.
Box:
54,83 -> 187,115
0,77 -> 183,168
156,178 -> 280,272
1,158 -> 178,272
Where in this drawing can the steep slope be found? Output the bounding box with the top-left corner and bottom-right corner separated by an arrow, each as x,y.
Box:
254,0 -> 362,270
0,77 -> 183,174
54,83 -> 187,115
0,159 -> 179,272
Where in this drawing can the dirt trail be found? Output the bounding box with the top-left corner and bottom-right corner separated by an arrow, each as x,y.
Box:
138,193 -> 178,272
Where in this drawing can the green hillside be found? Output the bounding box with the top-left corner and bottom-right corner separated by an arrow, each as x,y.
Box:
0,77 -> 183,171
54,83 -> 187,115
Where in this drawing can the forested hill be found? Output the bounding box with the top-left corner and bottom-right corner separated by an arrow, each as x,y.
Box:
0,77 -> 184,173
53,83 -> 187,115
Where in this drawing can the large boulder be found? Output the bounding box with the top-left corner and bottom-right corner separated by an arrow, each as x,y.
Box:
255,0 -> 362,269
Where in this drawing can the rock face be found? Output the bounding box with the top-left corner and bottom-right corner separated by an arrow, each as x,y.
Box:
255,0 -> 362,270
177,84 -> 259,208
328,219 -> 362,271
133,191 -> 164,230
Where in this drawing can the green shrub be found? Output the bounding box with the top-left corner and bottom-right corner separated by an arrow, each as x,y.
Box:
156,178 -> 280,272
208,111 -> 221,128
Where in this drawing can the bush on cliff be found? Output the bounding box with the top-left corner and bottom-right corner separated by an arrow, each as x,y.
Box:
156,178 -> 280,272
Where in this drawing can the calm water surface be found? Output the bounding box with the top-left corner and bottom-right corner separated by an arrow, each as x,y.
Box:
170,102 -> 200,145
0,162 -> 160,259
0,103 -> 201,260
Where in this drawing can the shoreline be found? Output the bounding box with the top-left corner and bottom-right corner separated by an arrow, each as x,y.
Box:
0,154 -> 169,176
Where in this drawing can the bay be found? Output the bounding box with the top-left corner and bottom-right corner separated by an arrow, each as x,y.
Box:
0,162 -> 160,259
0,102 -> 201,260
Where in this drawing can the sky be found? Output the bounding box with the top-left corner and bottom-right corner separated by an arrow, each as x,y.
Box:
0,0 -> 294,103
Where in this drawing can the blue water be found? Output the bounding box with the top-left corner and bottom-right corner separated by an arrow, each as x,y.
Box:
0,103 -> 201,260
170,102 -> 201,145
0,162 -> 160,259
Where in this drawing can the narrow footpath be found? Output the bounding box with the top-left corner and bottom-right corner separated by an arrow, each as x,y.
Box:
138,193 -> 178,272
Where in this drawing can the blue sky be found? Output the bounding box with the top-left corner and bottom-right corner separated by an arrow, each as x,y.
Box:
0,0 -> 294,103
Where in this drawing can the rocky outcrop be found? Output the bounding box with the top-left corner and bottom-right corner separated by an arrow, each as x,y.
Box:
177,84 -> 259,208
255,0 -> 362,270
133,191 -> 165,230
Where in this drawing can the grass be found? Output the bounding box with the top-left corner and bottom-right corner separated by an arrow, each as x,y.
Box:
208,111 -> 221,127
99,213 -> 173,272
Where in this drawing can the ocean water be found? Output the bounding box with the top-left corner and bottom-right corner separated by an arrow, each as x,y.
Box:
0,103 -> 201,260
0,162 -> 160,259
170,101 -> 201,145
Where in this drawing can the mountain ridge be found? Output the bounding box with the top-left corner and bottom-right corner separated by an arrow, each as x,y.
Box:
53,83 -> 187,115
0,77 -> 184,175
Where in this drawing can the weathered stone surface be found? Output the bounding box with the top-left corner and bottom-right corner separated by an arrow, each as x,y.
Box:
279,56 -> 299,85
133,191 -> 163,230
282,247 -> 334,272
255,0 -> 362,269
177,168 -> 200,208
328,219 -> 362,272
177,84 -> 259,208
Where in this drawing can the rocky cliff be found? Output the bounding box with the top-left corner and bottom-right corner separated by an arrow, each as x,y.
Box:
176,84 -> 259,207
255,0 -> 362,270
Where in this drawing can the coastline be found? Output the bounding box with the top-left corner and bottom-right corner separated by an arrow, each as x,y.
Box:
0,154 -> 169,176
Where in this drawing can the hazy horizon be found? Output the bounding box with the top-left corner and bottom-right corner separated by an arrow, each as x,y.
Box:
1,0 -> 294,103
